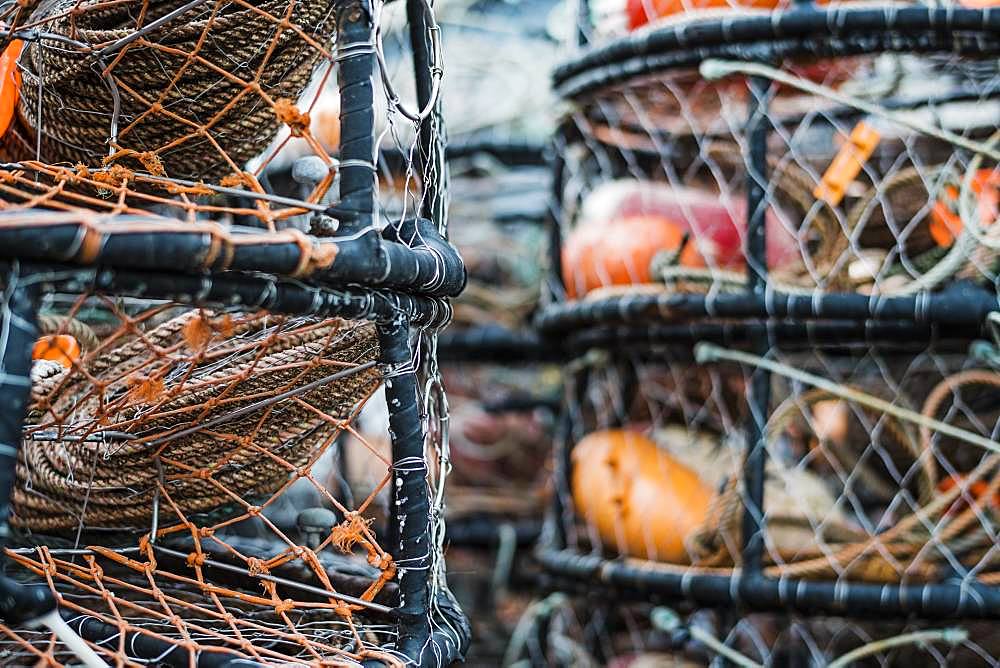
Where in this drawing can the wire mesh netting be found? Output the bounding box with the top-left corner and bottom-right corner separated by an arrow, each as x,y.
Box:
557,345 -> 1000,581
0,0 -> 466,663
1,295 -> 404,665
553,11 -> 1000,303
504,596 -> 999,666
542,341 -> 1000,664
535,4 -> 1000,665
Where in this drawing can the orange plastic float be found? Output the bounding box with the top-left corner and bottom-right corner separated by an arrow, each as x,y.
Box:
561,215 -> 703,299
571,429 -> 714,562
627,0 -> 781,30
0,40 -> 22,138
32,335 -> 81,368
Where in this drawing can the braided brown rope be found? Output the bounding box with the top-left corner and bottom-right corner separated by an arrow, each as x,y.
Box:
35,314 -> 99,350
16,309 -> 381,533
10,0 -> 334,181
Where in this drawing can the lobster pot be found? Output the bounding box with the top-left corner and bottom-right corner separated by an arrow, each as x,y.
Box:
0,0 -> 468,665
533,2 -> 1000,666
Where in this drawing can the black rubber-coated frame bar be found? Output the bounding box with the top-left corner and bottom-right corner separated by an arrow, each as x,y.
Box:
19,263 -> 452,329
336,0 -> 377,232
0,264 -> 56,626
445,139 -> 547,167
0,264 -> 37,548
538,547 -> 1000,619
741,75 -> 771,574
445,517 -> 543,549
563,320 -> 984,352
553,6 -> 1000,98
437,325 -> 564,363
535,282 -> 1000,337
378,140 -> 547,178
378,320 -> 468,666
406,0 -> 439,223
327,0 -> 467,302
0,215 -> 465,299
379,319 -> 433,659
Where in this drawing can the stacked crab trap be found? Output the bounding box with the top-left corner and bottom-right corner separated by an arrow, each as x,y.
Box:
528,1 -> 1000,665
0,0 -> 470,666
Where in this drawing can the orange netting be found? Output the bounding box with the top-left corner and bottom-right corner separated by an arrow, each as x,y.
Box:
0,0 -> 347,229
0,295 -> 411,665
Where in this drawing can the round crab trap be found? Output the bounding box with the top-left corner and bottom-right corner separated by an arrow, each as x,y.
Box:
0,0 -> 470,666
533,0 -> 1000,665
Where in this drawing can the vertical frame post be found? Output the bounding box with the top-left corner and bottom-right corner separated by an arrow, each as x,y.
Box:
406,0 -> 447,229
0,263 -> 57,624
378,318 -> 433,661
741,75 -> 772,574
333,0 -> 381,278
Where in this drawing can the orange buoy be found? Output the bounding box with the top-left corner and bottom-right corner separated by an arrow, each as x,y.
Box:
0,40 -> 22,139
571,429 -> 714,562
32,334 -> 81,368
561,215 -> 703,299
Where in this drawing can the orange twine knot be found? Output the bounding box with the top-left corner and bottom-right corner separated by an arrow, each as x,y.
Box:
92,163 -> 134,190
185,552 -> 206,568
273,599 -> 296,615
219,172 -> 251,189
103,149 -> 165,177
136,152 -> 165,177
247,558 -> 264,576
198,527 -> 214,538
330,512 -> 373,553
274,98 -> 310,137
247,505 -> 262,517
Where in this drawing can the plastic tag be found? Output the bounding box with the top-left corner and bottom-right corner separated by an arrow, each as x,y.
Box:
813,121 -> 881,207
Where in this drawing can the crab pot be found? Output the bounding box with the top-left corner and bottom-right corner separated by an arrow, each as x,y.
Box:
0,0 -> 469,665
536,1 -> 1000,665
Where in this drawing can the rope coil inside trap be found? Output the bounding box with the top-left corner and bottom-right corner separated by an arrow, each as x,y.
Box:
0,304 -> 418,666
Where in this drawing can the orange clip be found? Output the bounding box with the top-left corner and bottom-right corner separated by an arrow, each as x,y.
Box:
814,121 -> 881,207
930,169 -> 1000,247
32,334 -> 81,368
0,40 -> 22,139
